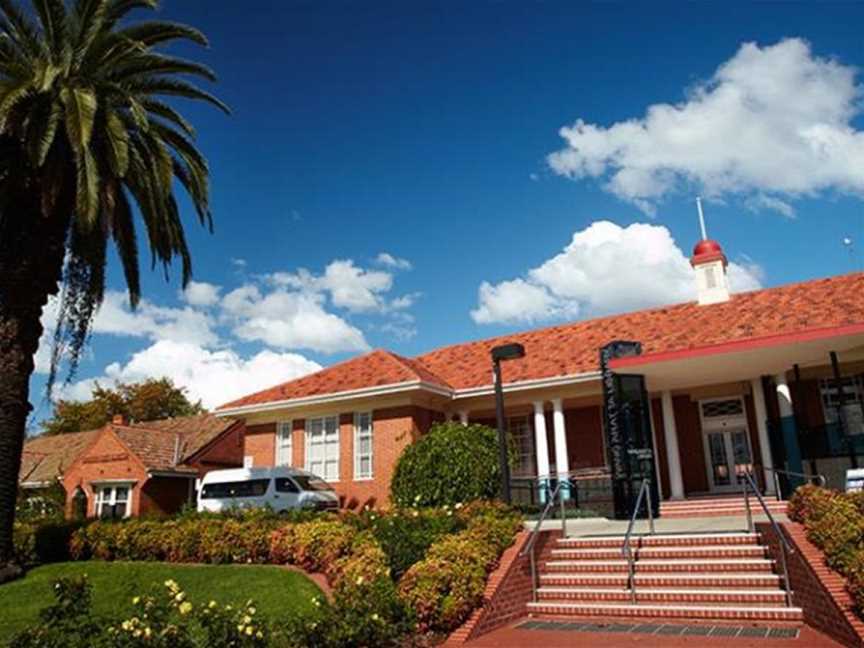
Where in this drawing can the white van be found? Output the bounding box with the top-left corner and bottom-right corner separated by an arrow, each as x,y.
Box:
197,466 -> 339,514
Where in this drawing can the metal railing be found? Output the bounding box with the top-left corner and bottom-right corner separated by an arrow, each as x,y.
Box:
621,478 -> 655,603
519,478 -> 573,602
752,464 -> 826,500
741,469 -> 795,607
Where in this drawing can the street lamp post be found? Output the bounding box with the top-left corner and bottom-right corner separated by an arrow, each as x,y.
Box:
492,342 -> 526,504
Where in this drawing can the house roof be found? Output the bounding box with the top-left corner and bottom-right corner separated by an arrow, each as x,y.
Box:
217,271 -> 864,410
19,429 -> 101,485
218,349 -> 451,409
20,414 -> 240,482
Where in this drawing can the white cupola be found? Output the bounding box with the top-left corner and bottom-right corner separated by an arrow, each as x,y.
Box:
691,198 -> 730,306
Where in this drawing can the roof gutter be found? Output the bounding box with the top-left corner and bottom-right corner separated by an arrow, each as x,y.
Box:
451,371 -> 602,399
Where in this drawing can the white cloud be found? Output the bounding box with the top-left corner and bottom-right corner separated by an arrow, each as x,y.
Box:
471,221 -> 764,325
92,291 -> 218,347
375,253 -> 413,271
222,284 -> 369,353
63,340 -> 322,409
548,38 -> 864,214
744,194 -> 796,219
182,281 -> 221,307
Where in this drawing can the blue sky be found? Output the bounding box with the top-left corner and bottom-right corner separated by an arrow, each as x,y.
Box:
29,1 -> 864,421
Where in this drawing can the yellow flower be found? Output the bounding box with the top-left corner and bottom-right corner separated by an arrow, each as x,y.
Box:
121,621 -> 132,631
144,628 -> 152,639
174,592 -> 186,602
356,576 -> 364,586
372,613 -> 380,622
243,615 -> 252,624
179,602 -> 193,615
256,631 -> 264,639
455,502 -> 463,509
208,600 -> 217,608
248,606 -> 256,615
132,596 -> 140,605
245,626 -> 254,636
237,624 -> 245,633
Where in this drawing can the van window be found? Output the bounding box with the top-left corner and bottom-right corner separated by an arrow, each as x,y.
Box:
293,475 -> 332,492
275,478 -> 299,493
200,479 -> 270,499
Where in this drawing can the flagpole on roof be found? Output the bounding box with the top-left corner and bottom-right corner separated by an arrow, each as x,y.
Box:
696,196 -> 708,241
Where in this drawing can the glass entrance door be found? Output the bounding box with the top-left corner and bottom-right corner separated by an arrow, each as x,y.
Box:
705,428 -> 753,492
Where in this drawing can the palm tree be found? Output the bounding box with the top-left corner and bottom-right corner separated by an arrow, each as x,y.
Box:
0,0 -> 227,567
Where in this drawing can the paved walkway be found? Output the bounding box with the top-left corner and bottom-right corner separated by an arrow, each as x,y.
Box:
460,619 -> 841,647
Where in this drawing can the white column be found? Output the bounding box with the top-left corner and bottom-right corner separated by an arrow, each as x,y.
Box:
551,398 -> 570,481
458,411 -> 469,425
775,373 -> 794,418
751,378 -> 776,495
533,401 -> 551,482
661,391 -> 685,499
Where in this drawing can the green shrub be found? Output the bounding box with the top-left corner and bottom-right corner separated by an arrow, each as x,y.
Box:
268,519 -> 355,573
397,507 -> 521,633
787,483 -> 838,524
13,520 -> 83,567
354,507 -> 464,579
390,422 -> 502,508
805,496 -> 864,573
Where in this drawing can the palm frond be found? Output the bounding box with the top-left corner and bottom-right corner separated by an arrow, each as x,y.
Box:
126,76 -> 230,114
60,85 -> 97,153
31,0 -> 67,59
141,98 -> 194,136
110,184 -> 140,307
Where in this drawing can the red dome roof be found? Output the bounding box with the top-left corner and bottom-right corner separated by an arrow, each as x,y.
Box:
692,239 -> 724,257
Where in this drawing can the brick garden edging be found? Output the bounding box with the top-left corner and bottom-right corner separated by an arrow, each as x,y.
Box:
445,529 -> 555,645
758,521 -> 864,648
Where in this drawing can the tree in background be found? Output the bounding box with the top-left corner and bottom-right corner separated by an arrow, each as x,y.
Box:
0,0 -> 227,570
41,378 -> 204,435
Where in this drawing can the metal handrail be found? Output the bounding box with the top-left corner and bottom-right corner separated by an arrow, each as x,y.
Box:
519,478 -> 573,602
751,464 -> 826,500
621,478 -> 655,604
741,470 -> 795,607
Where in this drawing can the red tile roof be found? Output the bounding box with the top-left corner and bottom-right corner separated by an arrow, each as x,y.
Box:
218,272 -> 864,409
218,349 -> 451,409
20,414 -> 240,480
19,430 -> 100,484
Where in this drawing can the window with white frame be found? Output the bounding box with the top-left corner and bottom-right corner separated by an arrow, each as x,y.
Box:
354,412 -> 373,480
306,415 -> 340,481
276,421 -> 293,466
508,416 -> 535,477
94,484 -> 131,519
820,376 -> 864,436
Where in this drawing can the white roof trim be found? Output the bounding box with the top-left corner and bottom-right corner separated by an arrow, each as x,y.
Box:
216,380 -> 452,417
215,371 -> 602,417
452,371 -> 602,399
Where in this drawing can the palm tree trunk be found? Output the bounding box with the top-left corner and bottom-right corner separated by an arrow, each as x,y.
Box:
0,209 -> 67,566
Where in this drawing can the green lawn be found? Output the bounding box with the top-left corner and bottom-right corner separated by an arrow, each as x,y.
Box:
0,561 -> 322,642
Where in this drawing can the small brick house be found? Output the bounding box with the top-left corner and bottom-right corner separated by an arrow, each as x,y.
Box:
216,233 -> 864,511
20,414 -> 245,518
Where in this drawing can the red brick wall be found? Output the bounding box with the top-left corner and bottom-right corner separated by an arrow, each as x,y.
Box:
674,396 -> 709,494
244,422 -> 277,468
759,522 -> 864,648
241,406 -> 442,508
62,430 -> 148,517
565,406 -> 604,469
185,423 -> 245,475
447,530 -> 555,643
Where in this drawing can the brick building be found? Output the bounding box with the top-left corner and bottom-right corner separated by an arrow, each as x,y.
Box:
217,234 -> 864,511
20,414 -> 245,518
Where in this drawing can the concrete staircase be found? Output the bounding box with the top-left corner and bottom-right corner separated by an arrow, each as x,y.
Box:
660,496 -> 788,519
527,531 -> 803,623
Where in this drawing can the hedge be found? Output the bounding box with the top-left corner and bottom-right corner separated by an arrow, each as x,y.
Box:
390,422 -> 502,508
788,484 -> 864,612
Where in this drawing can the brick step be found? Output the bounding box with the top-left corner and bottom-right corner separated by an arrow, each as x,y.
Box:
539,572 -> 783,589
543,559 -> 776,574
659,500 -> 787,519
557,532 -> 760,549
536,587 -> 789,605
526,601 -> 803,622
549,545 -> 767,560
661,509 -> 784,519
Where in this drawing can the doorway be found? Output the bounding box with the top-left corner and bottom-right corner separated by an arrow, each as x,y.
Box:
700,397 -> 754,493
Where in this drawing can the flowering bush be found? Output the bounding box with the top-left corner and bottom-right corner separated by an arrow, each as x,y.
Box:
349,505 -> 464,579
69,515 -> 284,564
268,519 -> 356,573
788,485 -> 864,614
10,577 -> 270,648
390,422 -> 503,507
398,504 -> 522,633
